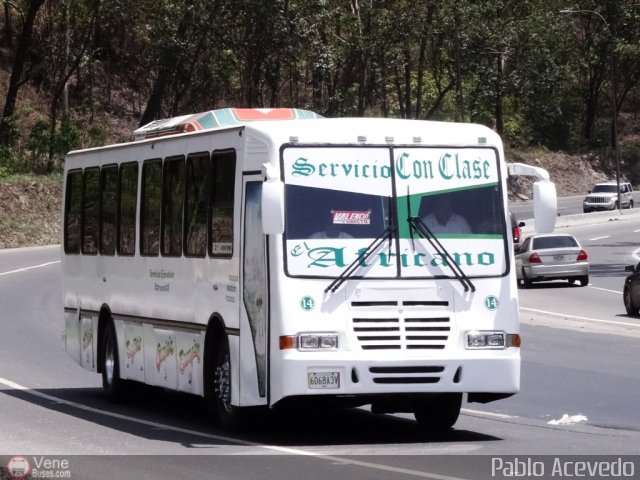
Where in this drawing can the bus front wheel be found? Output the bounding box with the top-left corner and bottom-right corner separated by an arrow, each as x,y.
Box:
413,393 -> 462,431
211,337 -> 246,430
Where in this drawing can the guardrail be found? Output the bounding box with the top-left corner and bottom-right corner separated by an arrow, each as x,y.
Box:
521,208 -> 640,235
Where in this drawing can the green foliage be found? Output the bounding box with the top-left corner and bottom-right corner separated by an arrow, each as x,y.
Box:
55,118 -> 81,156
25,118 -> 81,173
25,120 -> 51,172
87,125 -> 107,147
3,0 -> 640,174
0,146 -> 19,178
0,116 -> 20,144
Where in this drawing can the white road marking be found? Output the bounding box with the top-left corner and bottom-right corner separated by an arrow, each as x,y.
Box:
520,307 -> 640,328
461,408 -> 515,419
0,260 -> 61,277
588,235 -> 610,241
588,286 -> 621,294
633,247 -> 640,262
0,377 -> 468,479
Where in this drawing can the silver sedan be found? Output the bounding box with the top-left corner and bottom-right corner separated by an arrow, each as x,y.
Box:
515,233 -> 589,288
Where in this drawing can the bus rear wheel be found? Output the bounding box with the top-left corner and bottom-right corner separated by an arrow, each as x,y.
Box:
101,319 -> 126,401
211,337 -> 247,430
413,393 -> 462,431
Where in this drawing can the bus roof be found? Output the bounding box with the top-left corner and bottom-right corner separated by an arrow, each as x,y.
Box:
66,112 -> 502,160
131,107 -> 322,141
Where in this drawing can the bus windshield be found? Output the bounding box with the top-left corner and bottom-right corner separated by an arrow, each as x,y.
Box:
283,146 -> 507,279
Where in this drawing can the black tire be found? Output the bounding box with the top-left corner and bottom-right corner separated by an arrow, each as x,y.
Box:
413,393 -> 462,431
522,268 -> 532,289
211,337 -> 247,430
624,288 -> 639,316
579,275 -> 589,287
101,319 -> 127,401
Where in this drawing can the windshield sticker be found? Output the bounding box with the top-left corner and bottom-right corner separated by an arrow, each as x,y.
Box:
332,210 -> 371,225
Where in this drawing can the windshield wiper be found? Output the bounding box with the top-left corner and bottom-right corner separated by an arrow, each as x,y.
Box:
325,225 -> 396,294
407,216 -> 475,292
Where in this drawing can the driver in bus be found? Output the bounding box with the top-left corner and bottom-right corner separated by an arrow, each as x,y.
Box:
422,195 -> 472,234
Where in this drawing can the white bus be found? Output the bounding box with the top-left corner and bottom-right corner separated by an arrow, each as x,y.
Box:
62,108 -> 556,430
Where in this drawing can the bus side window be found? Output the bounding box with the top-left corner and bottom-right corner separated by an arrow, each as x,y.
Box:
100,165 -> 118,255
82,167 -> 100,255
140,159 -> 161,256
185,152 -> 209,257
118,162 -> 138,256
210,150 -> 236,257
162,156 -> 185,257
64,170 -> 82,254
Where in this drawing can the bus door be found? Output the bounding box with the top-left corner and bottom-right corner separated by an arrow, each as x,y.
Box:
239,175 -> 268,404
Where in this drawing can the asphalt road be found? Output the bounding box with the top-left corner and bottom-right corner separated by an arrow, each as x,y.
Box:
2,222 -> 640,478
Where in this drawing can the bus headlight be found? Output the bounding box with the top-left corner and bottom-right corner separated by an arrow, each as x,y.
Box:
466,331 -> 520,349
279,333 -> 339,351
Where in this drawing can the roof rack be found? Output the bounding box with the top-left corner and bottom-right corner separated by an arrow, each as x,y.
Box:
131,108 -> 322,141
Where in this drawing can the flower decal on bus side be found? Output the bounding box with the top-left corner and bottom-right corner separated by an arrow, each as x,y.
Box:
178,341 -> 201,375
126,336 -> 142,359
81,328 -> 93,352
156,338 -> 175,372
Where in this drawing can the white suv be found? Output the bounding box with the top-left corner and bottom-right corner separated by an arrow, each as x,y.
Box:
583,181 -> 634,213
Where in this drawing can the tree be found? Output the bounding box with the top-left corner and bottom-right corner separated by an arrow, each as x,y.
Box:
0,0 -> 45,145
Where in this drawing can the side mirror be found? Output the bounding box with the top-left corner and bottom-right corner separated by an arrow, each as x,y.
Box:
625,265 -> 635,273
533,180 -> 557,234
262,180 -> 285,234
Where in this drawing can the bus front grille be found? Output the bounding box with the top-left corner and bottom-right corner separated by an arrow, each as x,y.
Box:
368,365 -> 445,384
350,300 -> 451,350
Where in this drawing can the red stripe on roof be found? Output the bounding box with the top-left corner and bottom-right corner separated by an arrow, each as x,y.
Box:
231,108 -> 296,121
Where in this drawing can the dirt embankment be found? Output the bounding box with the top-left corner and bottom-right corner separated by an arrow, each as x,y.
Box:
0,176 -> 62,249
507,150 -> 610,201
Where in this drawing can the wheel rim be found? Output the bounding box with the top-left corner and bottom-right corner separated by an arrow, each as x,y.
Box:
214,352 -> 232,413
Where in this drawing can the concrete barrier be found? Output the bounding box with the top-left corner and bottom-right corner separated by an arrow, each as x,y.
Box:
521,208 -> 640,234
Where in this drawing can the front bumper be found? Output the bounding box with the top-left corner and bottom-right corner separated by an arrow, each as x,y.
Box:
270,351 -> 520,405
583,198 -> 616,212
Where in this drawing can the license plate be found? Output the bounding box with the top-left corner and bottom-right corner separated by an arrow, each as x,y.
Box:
308,371 -> 340,389
553,255 -> 564,261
